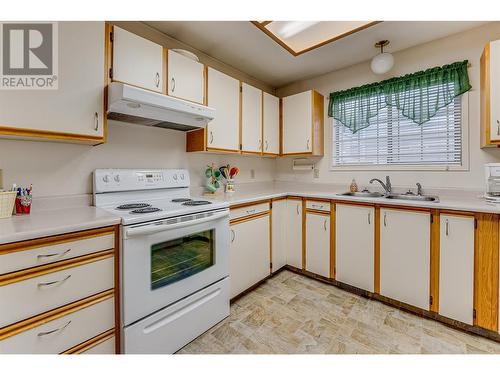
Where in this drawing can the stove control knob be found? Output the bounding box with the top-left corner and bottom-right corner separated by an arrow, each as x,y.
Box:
102,174 -> 110,183
173,174 -> 178,181
114,175 -> 121,183
180,173 -> 185,180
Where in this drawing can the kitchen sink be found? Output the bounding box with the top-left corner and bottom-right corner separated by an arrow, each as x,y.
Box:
339,191 -> 384,198
385,194 -> 439,202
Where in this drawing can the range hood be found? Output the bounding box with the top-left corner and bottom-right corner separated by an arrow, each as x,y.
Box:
107,82 -> 215,131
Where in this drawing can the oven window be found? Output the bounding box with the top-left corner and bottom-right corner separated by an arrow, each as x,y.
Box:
151,230 -> 215,290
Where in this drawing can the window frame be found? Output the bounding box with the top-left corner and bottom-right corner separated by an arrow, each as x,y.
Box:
329,93 -> 469,172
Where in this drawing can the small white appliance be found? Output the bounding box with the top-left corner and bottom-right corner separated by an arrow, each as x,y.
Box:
107,82 -> 216,131
93,169 -> 229,354
484,163 -> 500,202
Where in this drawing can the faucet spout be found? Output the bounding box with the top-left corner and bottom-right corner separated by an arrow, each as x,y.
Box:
369,176 -> 392,194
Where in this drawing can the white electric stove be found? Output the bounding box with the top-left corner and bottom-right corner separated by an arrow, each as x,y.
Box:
93,169 -> 230,354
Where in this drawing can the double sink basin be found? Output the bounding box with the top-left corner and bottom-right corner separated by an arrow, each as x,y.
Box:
340,191 -> 439,202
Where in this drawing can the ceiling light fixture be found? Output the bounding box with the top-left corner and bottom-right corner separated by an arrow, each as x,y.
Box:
371,40 -> 394,75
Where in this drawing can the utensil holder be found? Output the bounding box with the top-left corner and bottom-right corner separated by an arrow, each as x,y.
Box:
15,195 -> 32,215
225,179 -> 235,193
0,191 -> 16,219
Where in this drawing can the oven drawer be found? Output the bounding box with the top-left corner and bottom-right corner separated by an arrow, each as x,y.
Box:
230,202 -> 270,221
0,256 -> 114,328
0,296 -> 114,354
0,232 -> 114,275
306,200 -> 330,212
123,277 -> 229,354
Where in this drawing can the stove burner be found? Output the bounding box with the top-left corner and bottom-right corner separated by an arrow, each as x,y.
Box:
182,200 -> 212,206
117,203 -> 151,210
130,207 -> 162,214
171,198 -> 193,203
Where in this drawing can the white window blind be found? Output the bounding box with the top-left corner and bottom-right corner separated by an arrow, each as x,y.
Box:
332,90 -> 463,167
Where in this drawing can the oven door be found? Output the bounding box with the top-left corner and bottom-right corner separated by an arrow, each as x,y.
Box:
121,209 -> 229,326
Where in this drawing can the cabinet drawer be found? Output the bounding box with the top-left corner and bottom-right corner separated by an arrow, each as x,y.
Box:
0,296 -> 114,354
81,336 -> 115,354
230,202 -> 270,221
306,200 -> 330,212
0,233 -> 114,275
0,256 -> 114,328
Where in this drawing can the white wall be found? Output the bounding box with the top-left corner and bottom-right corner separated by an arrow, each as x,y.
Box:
0,121 -> 276,198
276,22 -> 500,192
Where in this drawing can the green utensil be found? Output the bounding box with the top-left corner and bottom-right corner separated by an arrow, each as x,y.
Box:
206,183 -> 217,193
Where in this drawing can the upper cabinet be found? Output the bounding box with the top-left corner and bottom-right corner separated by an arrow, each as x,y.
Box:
241,82 -> 263,154
167,50 -> 204,104
481,40 -> 500,147
263,92 -> 280,156
0,22 -> 106,144
112,26 -> 164,93
282,90 -> 324,156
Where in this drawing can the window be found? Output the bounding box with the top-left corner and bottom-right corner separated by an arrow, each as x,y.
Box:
332,92 -> 467,169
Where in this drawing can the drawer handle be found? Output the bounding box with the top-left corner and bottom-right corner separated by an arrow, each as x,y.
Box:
37,274 -> 71,288
37,320 -> 71,337
312,204 -> 324,209
37,248 -> 71,259
231,229 -> 235,243
246,209 -> 256,215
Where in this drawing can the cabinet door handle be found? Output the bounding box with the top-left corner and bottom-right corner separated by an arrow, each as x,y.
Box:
496,120 -> 499,135
445,219 -> 449,236
383,213 -> 387,227
171,77 -> 175,92
37,274 -> 71,288
37,320 -> 71,337
265,140 -> 269,151
155,72 -> 160,88
306,139 -> 310,150
37,248 -> 71,259
94,112 -> 99,131
324,219 -> 328,231
259,139 -> 262,151
209,131 -> 214,144
230,229 -> 235,243
296,204 -> 300,215
368,212 -> 371,225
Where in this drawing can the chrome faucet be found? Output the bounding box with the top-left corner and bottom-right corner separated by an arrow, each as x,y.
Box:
369,176 -> 392,195
416,182 -> 423,196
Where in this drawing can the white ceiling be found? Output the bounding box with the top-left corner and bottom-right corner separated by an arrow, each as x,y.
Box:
145,21 -> 487,88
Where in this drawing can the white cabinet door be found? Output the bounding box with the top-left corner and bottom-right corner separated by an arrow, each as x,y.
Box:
241,83 -> 263,153
439,215 -> 474,324
0,22 -> 105,138
305,213 -> 330,278
286,199 -> 303,269
380,209 -> 430,310
230,215 -> 270,298
263,92 -> 280,155
206,67 -> 240,151
167,49 -> 204,104
282,91 -> 312,154
112,26 -> 163,92
336,204 -> 375,292
490,40 -> 500,140
272,200 -> 287,272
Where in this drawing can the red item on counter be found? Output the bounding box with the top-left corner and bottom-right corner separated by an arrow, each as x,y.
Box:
15,197 -> 31,214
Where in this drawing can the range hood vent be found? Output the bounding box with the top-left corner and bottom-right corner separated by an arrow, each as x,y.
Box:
107,82 -> 215,131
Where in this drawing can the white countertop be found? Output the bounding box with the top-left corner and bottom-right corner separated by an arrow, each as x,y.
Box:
210,186 -> 500,214
0,206 -> 121,245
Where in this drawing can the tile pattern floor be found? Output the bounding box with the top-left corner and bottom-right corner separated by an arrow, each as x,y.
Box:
179,270 -> 500,354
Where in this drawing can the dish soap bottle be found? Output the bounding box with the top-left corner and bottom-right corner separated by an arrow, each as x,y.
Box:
349,179 -> 358,193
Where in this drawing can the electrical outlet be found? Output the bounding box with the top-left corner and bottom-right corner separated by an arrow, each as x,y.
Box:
250,169 -> 255,179
313,168 -> 320,179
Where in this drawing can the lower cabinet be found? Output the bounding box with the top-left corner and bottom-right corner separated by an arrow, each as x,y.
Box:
305,212 -> 330,278
439,214 -> 475,324
380,208 -> 430,310
230,214 -> 270,298
286,199 -> 303,269
335,204 -> 375,292
271,199 -> 287,272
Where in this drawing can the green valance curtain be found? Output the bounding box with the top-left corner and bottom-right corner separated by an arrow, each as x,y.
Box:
328,60 -> 471,133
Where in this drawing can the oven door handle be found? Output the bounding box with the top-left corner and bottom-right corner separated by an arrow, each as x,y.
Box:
125,211 -> 229,238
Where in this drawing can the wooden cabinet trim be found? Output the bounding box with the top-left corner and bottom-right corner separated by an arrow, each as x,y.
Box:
229,199 -> 271,210
305,209 -> 330,216
330,203 -> 336,279
62,329 -> 115,354
0,226 -> 116,255
0,289 -> 114,341
230,211 -> 269,226
374,206 -> 381,294
430,209 -> 440,312
0,249 -> 114,286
